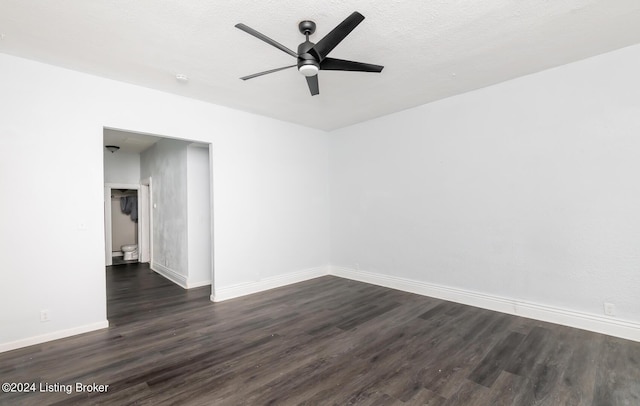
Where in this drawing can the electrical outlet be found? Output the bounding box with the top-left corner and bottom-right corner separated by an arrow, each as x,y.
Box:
40,309 -> 50,322
604,302 -> 616,316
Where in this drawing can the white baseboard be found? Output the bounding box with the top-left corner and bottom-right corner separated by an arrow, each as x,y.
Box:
330,266 -> 640,342
151,262 -> 187,289
212,266 -> 329,302
187,280 -> 212,289
0,320 -> 109,354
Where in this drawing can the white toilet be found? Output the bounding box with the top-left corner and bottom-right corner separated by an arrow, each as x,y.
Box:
121,244 -> 138,261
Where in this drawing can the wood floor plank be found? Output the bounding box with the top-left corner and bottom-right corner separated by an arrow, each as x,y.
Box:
441,379 -> 491,406
1,264 -> 639,405
593,336 -> 640,406
403,388 -> 447,406
467,331 -> 526,388
504,326 -> 550,376
421,315 -> 511,399
558,329 -> 603,405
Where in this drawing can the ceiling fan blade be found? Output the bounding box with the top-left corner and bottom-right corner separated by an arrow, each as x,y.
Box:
240,65 -> 296,80
306,75 -> 319,96
235,23 -> 298,58
320,57 -> 383,72
308,12 -> 365,61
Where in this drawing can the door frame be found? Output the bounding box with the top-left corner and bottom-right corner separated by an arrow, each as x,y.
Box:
104,182 -> 142,266
139,177 -> 152,264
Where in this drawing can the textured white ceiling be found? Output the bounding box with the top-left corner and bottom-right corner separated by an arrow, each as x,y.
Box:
1,1 -> 640,131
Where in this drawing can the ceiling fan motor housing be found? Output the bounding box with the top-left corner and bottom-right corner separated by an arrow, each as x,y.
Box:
297,40 -> 319,76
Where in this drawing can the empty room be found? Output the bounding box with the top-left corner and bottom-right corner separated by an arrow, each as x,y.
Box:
1,1 -> 640,405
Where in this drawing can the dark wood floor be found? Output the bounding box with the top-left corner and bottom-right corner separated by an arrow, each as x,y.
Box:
1,263 -> 639,405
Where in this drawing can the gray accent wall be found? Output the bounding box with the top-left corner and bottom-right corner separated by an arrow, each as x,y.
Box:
141,139 -> 189,278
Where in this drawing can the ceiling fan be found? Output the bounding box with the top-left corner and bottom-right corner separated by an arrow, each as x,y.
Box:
235,11 -> 384,96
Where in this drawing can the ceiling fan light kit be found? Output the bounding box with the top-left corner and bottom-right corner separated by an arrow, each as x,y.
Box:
235,11 -> 383,96
298,64 -> 319,77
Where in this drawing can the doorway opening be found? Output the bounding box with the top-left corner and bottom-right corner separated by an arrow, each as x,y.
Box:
104,183 -> 150,266
102,127 -> 213,309
110,187 -> 140,265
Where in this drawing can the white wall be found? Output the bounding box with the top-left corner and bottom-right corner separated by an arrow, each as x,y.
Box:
0,53 -> 330,350
330,44 -> 640,326
141,139 -> 189,279
187,144 -> 212,287
103,150 -> 140,184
